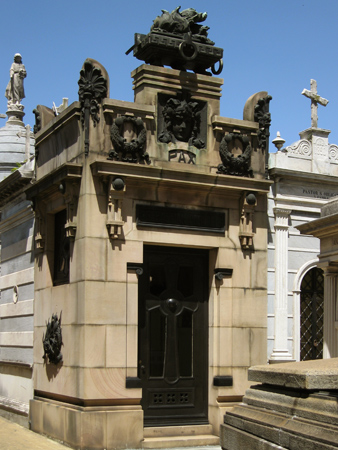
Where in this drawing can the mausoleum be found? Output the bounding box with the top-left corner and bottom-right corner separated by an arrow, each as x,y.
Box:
267,79 -> 338,363
0,53 -> 35,426
26,8 -> 271,449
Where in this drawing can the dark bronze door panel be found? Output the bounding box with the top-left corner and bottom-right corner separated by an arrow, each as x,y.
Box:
138,245 -> 209,426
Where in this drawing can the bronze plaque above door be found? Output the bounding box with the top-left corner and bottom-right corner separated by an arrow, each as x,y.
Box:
138,245 -> 209,426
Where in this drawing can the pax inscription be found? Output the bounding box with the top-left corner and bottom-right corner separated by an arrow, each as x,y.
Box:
169,150 -> 196,164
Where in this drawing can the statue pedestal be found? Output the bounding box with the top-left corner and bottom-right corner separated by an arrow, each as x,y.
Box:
221,358 -> 338,449
6,105 -> 25,127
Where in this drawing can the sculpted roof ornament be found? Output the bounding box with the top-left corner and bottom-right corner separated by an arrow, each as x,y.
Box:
150,7 -> 213,44
301,79 -> 328,129
5,53 -> 26,107
126,6 -> 223,75
4,53 -> 27,125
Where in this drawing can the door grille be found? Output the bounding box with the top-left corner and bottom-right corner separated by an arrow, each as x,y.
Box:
300,268 -> 324,361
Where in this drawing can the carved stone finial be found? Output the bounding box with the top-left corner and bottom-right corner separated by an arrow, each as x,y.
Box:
272,131 -> 285,151
254,95 -> 272,152
78,59 -> 108,156
42,312 -> 63,365
78,59 -> 107,126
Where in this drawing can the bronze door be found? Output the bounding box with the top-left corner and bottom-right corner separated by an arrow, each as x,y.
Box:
300,267 -> 324,361
138,246 -> 209,426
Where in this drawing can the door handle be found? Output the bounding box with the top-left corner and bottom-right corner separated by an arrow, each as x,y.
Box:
139,361 -> 146,375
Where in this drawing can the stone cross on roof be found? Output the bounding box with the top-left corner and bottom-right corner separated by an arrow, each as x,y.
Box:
301,79 -> 328,128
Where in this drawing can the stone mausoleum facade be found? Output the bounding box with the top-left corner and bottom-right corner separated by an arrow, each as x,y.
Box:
0,75 -> 35,425
26,9 -> 271,449
267,80 -> 338,364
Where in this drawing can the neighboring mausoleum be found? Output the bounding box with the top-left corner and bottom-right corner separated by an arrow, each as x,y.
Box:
267,79 -> 338,363
0,54 -> 35,426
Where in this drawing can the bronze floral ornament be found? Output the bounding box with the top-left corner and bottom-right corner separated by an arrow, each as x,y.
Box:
42,312 -> 63,365
217,133 -> 253,177
109,116 -> 149,163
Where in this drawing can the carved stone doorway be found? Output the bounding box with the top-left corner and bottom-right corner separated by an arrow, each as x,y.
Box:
138,245 -> 209,426
300,267 -> 324,361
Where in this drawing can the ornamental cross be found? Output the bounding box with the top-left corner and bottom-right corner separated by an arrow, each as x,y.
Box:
301,79 -> 328,128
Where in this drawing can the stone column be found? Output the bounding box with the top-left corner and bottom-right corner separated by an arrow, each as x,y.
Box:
323,265 -> 338,358
270,208 -> 294,362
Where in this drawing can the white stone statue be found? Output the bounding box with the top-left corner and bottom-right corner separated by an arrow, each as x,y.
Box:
5,53 -> 26,106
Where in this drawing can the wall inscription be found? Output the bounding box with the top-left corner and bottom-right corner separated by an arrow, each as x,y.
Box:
169,150 -> 196,164
302,188 -> 338,199
279,184 -> 338,200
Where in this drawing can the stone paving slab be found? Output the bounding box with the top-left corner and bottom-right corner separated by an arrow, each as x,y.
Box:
0,416 -> 69,450
0,416 -> 221,450
131,448 -> 221,450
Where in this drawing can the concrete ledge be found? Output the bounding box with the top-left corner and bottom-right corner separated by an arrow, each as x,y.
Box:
0,395 -> 29,416
221,402 -> 338,450
248,358 -> 338,390
221,422 -> 286,449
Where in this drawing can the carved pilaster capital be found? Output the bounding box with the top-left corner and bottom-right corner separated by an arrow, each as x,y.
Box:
273,208 -> 291,229
323,263 -> 338,277
273,207 -> 292,217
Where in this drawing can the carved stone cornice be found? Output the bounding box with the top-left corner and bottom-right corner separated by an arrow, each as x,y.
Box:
91,160 -> 272,195
26,163 -> 82,251
26,163 -> 82,201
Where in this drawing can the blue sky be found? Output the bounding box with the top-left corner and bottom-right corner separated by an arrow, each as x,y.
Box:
1,0 -> 338,151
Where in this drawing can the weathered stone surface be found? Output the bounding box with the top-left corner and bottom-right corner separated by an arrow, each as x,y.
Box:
221,422 -> 287,449
248,358 -> 338,389
320,195 -> 338,217
222,394 -> 338,450
244,386 -> 338,426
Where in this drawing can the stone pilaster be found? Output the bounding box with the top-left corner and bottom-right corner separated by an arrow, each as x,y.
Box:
323,265 -> 338,358
270,208 -> 294,362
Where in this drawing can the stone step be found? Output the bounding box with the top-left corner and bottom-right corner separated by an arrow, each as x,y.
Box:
142,434 -> 220,449
144,424 -> 214,438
